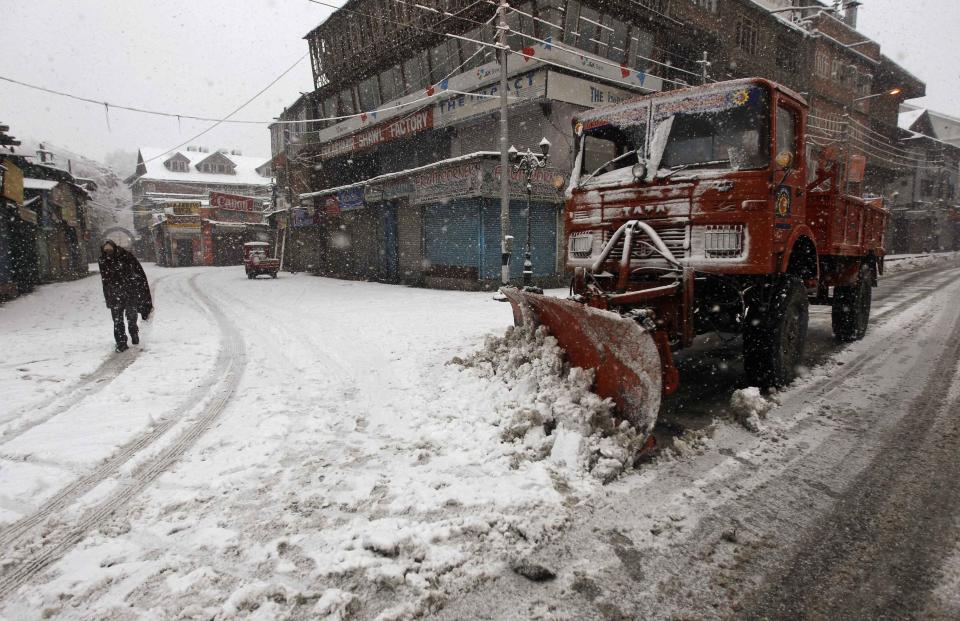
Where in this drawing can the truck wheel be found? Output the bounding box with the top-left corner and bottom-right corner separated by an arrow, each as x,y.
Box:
743,276 -> 809,388
832,267 -> 872,342
271,272 -> 278,279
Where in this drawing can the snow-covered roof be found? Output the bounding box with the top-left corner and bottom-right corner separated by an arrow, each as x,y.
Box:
898,108 -> 926,131
22,178 -> 58,191
133,148 -> 272,187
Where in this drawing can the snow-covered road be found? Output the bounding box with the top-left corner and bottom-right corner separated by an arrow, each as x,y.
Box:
1,259 -> 960,619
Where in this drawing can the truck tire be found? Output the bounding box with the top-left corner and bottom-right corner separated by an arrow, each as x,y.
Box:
743,276 -> 809,388
832,267 -> 872,342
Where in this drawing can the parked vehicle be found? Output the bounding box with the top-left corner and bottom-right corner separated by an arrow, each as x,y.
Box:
504,78 -> 887,439
244,241 -> 280,279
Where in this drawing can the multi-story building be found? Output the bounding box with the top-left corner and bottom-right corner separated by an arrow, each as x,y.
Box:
282,0 -> 925,288
1,139 -> 93,299
126,146 -> 273,259
888,107 -> 960,253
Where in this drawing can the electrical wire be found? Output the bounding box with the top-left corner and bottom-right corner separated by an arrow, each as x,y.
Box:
807,118 -> 945,165
298,13 -> 501,135
496,1 -> 704,82
143,53 -> 309,164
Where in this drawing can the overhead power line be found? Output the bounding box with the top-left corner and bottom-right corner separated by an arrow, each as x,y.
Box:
144,53 -> 309,164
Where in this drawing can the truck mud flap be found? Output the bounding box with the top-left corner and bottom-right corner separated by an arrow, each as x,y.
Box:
502,287 -> 663,436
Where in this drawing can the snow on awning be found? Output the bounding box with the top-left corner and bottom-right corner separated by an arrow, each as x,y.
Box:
23,178 -> 58,191
299,151 -> 499,200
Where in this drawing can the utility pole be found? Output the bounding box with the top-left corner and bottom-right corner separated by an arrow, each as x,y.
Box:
497,0 -> 512,285
695,52 -> 711,85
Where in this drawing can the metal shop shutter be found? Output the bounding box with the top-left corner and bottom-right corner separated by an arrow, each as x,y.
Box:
423,200 -> 481,278
480,200 -> 558,279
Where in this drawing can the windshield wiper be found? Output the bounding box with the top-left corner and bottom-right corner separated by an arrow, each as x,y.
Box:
656,159 -> 731,180
580,149 -> 640,186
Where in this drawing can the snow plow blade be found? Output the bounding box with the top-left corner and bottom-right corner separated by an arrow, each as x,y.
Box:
502,287 -> 663,435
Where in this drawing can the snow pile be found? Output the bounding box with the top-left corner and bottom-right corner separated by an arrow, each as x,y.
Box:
885,251 -> 960,275
729,387 -> 774,432
454,325 -> 647,482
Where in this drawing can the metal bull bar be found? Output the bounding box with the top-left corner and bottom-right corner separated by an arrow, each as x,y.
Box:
589,220 -> 682,291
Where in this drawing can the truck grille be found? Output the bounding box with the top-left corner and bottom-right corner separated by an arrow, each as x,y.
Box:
601,223 -> 689,264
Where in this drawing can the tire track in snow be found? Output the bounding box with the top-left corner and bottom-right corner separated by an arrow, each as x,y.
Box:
0,273 -> 174,440
0,274 -> 246,601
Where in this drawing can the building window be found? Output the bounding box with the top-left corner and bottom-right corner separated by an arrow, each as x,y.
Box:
815,50 -> 831,78
563,0 -> 581,47
378,65 -> 403,103
357,74 -> 381,111
606,17 -> 630,63
577,5 -> 604,56
629,27 -> 656,68
536,1 -> 564,40
735,17 -> 759,55
337,88 -> 356,116
857,72 -> 873,97
776,43 -> 799,73
691,0 -> 718,12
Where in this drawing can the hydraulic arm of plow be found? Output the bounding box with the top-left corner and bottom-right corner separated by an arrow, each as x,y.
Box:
504,221 -> 689,437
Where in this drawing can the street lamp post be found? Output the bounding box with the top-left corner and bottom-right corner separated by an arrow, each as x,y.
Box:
510,137 -> 551,286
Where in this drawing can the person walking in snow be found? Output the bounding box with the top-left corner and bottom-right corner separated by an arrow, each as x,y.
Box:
98,240 -> 152,352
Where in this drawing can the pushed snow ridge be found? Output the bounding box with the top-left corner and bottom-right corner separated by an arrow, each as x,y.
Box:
453,326 -> 648,483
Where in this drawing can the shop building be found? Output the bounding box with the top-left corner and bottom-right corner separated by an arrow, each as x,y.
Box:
279,0 -> 924,289
1,136 -> 92,299
127,147 -> 273,259
152,192 -> 272,267
301,151 -> 567,288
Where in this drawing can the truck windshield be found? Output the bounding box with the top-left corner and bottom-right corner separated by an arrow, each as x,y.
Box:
577,84 -> 771,186
659,90 -> 771,171
580,123 -> 648,183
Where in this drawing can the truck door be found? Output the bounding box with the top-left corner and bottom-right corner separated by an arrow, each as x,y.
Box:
774,103 -> 805,228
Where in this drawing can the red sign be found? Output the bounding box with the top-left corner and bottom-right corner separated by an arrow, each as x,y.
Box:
209,191 -> 257,212
320,108 -> 434,159
324,195 -> 340,216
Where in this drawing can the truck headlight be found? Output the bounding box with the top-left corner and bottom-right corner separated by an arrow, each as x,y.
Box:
570,233 -> 594,258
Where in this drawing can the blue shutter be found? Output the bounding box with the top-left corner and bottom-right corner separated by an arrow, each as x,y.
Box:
423,200 -> 481,276
481,199 -> 558,279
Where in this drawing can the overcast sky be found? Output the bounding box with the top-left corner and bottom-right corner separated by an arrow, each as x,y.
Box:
1,0 -> 957,171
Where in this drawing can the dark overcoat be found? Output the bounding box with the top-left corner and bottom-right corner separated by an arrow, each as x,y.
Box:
98,242 -> 152,317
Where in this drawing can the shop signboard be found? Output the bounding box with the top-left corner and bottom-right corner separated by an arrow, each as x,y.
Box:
365,179 -> 415,203
165,214 -> 201,231
483,162 -> 566,202
291,206 -> 315,227
170,201 -> 201,216
320,108 -> 434,159
18,206 -> 38,225
323,195 -> 341,216
1,160 -> 23,203
410,162 -> 484,206
209,191 -> 257,212
338,187 -> 365,211
60,203 -> 78,227
545,71 -> 639,109
433,71 -> 547,127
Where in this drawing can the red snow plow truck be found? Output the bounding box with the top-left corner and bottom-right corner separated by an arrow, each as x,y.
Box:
504,78 -> 886,439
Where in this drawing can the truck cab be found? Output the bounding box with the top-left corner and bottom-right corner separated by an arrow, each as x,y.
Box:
560,78 -> 884,388
567,78 -> 811,278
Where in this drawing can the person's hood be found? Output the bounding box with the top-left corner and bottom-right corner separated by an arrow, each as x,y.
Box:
100,240 -> 124,259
